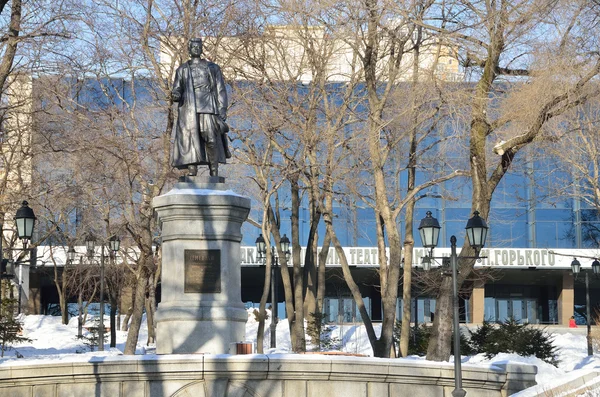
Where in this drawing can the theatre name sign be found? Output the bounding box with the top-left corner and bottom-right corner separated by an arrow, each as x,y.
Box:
240,246 -> 600,269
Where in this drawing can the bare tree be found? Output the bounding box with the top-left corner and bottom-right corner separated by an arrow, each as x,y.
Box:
304,0 -> 466,358
413,0 -> 600,361
224,19 -> 364,352
543,101 -> 600,247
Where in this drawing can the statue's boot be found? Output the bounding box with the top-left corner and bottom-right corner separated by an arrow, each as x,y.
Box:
188,165 -> 197,176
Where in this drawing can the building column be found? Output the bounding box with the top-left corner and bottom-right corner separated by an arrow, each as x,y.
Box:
558,272 -> 574,326
469,280 -> 485,324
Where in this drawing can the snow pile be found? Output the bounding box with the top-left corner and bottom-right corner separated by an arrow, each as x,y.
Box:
466,353 -> 564,386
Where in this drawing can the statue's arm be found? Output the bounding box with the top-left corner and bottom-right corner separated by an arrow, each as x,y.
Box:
172,67 -> 183,102
215,66 -> 228,121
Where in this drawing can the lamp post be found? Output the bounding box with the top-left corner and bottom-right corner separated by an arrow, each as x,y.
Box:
418,210 -> 488,397
85,233 -> 120,352
0,201 -> 36,315
570,258 -> 600,356
66,245 -> 84,337
14,201 -> 37,314
107,235 -> 120,348
255,233 -> 290,349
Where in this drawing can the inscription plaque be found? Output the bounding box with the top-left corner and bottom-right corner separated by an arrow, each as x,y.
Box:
184,249 -> 221,293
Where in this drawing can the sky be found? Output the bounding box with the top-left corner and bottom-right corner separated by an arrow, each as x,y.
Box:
0,311 -> 599,395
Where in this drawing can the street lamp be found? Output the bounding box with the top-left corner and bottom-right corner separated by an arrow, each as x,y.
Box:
1,201 -> 36,316
67,245 -> 77,263
255,233 -> 291,348
67,245 -> 86,338
570,258 -> 600,356
418,210 -> 488,397
85,233 -> 120,351
108,235 -> 121,253
14,201 -> 36,247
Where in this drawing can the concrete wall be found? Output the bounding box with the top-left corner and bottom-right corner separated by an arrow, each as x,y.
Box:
0,354 -> 536,397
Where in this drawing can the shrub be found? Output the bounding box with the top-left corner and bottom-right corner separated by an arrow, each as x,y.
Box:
307,312 -> 325,349
469,319 -> 559,366
455,329 -> 475,356
393,321 -> 430,356
0,299 -> 32,357
394,321 -> 473,357
307,312 -> 340,351
468,320 -> 494,353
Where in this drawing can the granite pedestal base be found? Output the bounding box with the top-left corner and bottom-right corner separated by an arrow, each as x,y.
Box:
152,177 -> 251,354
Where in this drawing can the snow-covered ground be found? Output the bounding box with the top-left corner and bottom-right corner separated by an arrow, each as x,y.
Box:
1,311 -> 599,394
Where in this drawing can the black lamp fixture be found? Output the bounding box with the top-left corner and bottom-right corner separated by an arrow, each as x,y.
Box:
593,259 -> 600,275
85,233 -> 96,250
108,235 -> 120,253
280,234 -> 291,255
67,246 -> 77,263
255,234 -> 266,258
418,211 -> 441,255
85,233 -> 96,258
14,200 -> 36,243
419,210 -> 489,258
465,211 -> 488,252
571,258 -> 581,276
255,233 -> 291,258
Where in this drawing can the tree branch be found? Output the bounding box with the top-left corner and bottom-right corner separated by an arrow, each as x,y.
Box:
493,57 -> 600,157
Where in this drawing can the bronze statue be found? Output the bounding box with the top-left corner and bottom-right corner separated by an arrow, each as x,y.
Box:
171,38 -> 230,177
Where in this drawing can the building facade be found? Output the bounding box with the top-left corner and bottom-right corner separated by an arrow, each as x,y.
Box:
15,28 -> 599,328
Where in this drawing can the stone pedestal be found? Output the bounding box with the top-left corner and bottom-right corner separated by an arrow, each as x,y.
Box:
152,176 -> 251,354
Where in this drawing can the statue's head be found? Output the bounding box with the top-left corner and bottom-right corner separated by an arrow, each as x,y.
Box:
188,38 -> 203,58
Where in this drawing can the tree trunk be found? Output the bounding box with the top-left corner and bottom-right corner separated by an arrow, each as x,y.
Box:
78,290 -> 83,338
145,289 -> 155,345
59,289 -> 68,325
123,264 -> 149,355
0,0 -> 21,93
316,231 -> 331,314
376,232 -> 402,358
146,252 -> 161,345
121,287 -> 134,331
61,266 -> 68,325
290,177 -> 306,352
303,193 -> 321,321
256,265 -> 270,353
426,276 -> 454,360
399,205 -> 415,357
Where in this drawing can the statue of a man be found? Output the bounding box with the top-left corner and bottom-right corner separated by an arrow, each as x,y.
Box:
171,38 -> 230,177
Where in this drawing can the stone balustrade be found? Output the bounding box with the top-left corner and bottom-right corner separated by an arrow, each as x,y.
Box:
0,354 -> 536,397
